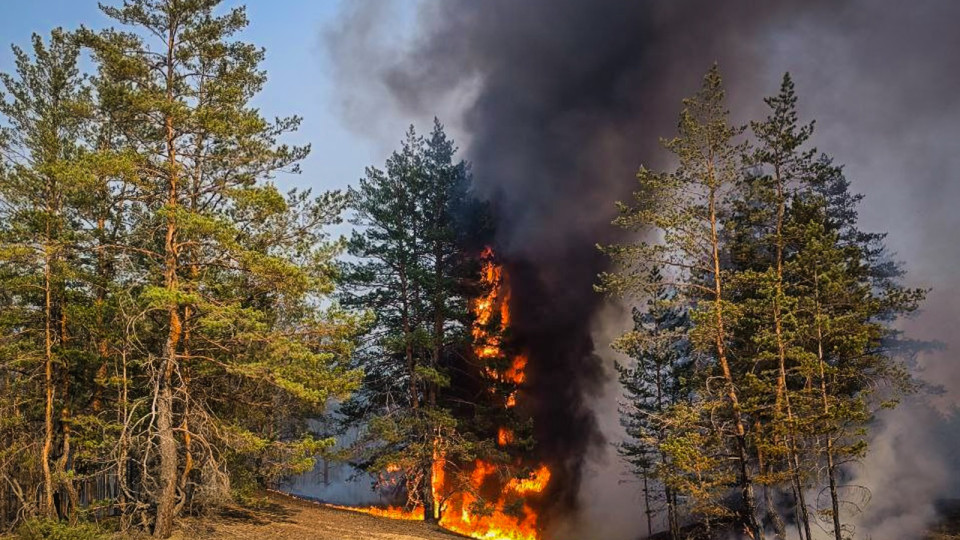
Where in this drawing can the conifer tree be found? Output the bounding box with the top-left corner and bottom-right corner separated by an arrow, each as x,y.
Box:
341,121 -> 499,520
604,69 -> 928,540
784,162 -> 924,540
343,124 -> 448,518
730,74 -> 818,539
0,28 -> 91,520
614,269 -> 691,540
82,2 -> 364,535
600,65 -> 764,537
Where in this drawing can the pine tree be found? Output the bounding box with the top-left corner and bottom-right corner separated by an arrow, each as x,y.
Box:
614,269 -> 691,540
342,125 -> 445,517
600,65 -> 764,537
729,73 -> 818,539
340,122 -> 500,520
82,2 -> 364,535
0,28 -> 92,520
784,161 -> 924,540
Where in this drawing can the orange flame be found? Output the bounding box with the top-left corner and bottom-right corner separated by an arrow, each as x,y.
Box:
335,247 -> 551,540
437,463 -> 552,540
498,427 -> 515,447
430,247 -> 550,540
324,503 -> 424,521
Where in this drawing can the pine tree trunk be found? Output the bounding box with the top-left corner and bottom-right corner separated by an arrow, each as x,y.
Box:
42,197 -> 56,519
667,487 -> 680,540
825,440 -> 842,540
56,309 -> 79,524
58,404 -> 79,524
791,453 -> 812,540
118,346 -> 131,529
93,209 -> 109,414
707,175 -> 762,538
642,472 -> 653,537
400,269 -> 419,411
431,248 -> 443,411
177,306 -> 194,515
155,27 -> 181,537
424,250 -> 443,524
814,276 -> 843,540
422,472 -> 436,523
757,440 -> 786,540
154,353 -> 178,538
654,348 -> 680,540
769,168 -> 813,540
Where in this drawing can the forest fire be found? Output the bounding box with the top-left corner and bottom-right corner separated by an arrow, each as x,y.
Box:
431,247 -> 551,540
323,247 -> 550,540
437,464 -> 552,540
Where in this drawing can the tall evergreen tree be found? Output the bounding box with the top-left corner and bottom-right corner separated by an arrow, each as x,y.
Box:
784,162 -> 924,540
601,65 -> 764,537
729,74 -> 818,539
614,269 -> 691,540
81,1 -> 364,535
340,121 -> 499,520
0,28 -> 92,520
604,69 -> 927,540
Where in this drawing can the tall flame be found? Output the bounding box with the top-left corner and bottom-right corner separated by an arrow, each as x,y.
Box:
432,246 -> 551,540
331,247 -> 550,540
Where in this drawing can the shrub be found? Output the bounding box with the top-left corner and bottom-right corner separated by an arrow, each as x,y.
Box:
15,518 -> 107,540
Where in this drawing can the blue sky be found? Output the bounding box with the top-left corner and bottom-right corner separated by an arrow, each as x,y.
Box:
0,0 -> 389,197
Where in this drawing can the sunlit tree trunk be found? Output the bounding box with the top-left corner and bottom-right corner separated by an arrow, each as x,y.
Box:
155,24 -> 182,539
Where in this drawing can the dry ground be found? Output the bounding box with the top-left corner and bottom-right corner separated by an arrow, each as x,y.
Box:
175,491 -> 461,540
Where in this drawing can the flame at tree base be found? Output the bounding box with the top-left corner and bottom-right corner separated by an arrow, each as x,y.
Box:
331,248 -> 551,540
433,248 -> 551,540
438,463 -> 552,540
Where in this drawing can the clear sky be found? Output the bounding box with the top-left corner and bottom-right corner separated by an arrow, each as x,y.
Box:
0,0 -> 388,197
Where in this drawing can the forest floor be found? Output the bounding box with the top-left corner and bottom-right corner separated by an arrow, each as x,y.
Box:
177,492 -> 960,540
174,490 -> 461,540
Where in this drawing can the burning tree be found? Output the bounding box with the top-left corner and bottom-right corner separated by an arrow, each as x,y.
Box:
340,121 -> 553,539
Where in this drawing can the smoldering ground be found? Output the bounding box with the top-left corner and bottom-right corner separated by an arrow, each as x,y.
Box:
321,1 -> 960,538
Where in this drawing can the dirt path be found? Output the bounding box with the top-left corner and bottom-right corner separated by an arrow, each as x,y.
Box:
178,491 -> 462,540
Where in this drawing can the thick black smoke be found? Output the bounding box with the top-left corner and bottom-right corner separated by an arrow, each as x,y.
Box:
349,0 -> 826,525
324,1 -> 960,538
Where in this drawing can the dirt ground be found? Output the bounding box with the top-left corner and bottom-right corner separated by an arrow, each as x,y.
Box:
176,491 -> 461,540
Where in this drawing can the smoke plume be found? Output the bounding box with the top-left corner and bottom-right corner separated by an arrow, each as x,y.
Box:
323,1 -> 960,538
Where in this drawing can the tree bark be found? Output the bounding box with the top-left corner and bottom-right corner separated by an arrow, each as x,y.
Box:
642,471 -> 653,537
814,274 -> 843,540
154,24 -> 181,539
768,164 -> 813,540
706,170 -> 762,538
41,184 -> 57,518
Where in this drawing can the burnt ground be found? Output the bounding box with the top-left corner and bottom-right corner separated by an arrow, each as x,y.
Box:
174,491 -> 462,540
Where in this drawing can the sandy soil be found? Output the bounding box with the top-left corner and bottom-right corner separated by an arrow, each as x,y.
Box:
176,491 -> 461,540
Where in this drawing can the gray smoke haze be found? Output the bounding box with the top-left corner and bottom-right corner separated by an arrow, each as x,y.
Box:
323,1 -> 960,538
